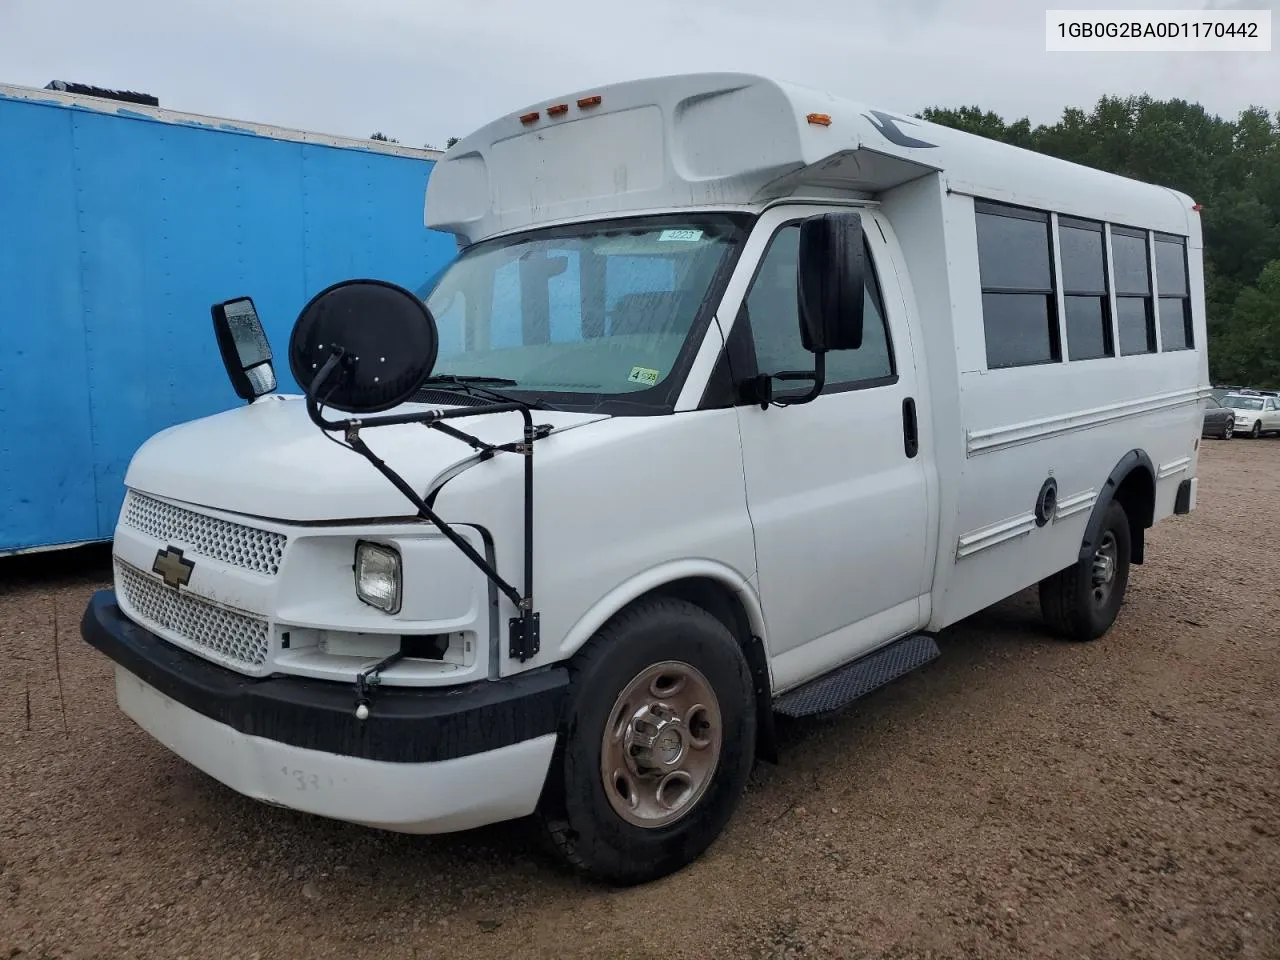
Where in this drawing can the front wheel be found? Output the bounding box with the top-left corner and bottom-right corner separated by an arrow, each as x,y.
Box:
536,596 -> 757,886
1251,420 -> 1262,439
1039,499 -> 1132,642
1222,419 -> 1234,439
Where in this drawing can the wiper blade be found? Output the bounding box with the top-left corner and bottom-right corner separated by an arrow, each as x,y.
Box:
421,374 -> 519,386
417,374 -> 549,410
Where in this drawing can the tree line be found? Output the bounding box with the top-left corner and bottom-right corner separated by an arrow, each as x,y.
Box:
918,96 -> 1280,388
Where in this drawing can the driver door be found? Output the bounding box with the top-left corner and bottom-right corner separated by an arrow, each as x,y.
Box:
727,206 -> 933,692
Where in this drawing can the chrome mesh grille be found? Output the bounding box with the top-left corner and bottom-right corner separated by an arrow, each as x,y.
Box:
122,492 -> 286,576
115,560 -> 271,672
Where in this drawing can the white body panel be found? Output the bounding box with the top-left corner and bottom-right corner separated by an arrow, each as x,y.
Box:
97,71 -> 1209,833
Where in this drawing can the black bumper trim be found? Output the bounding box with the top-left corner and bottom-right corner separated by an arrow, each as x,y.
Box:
80,590 -> 569,764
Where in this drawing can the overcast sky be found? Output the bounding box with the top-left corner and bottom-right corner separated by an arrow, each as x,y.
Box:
1,0 -> 1276,147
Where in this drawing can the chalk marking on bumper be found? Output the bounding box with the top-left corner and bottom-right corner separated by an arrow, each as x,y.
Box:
114,665 -> 558,834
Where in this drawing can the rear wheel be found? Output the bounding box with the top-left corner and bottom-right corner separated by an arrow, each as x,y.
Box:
1222,419 -> 1234,439
536,596 -> 757,886
1039,499 -> 1132,642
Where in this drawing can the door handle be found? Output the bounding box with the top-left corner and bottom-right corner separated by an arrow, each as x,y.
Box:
902,397 -> 918,459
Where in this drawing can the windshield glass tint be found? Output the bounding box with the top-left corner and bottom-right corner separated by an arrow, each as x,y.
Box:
416,216 -> 745,400
1224,396 -> 1264,410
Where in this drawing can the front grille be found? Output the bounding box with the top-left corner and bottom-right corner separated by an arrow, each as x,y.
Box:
115,560 -> 271,672
122,492 -> 287,576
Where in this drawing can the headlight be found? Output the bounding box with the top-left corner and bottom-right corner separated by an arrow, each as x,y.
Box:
354,540 -> 402,613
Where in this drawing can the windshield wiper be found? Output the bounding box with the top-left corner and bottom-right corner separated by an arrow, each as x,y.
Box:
423,374 -> 519,386
417,374 -> 549,410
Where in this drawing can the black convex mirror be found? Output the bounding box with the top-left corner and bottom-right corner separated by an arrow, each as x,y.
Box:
289,278 -> 439,414
212,296 -> 277,402
797,211 -> 866,353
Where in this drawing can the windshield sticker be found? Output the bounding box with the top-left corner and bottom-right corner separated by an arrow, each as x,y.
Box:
627,366 -> 661,386
658,229 -> 703,242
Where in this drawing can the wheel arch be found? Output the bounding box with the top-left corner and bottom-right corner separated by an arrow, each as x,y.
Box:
1081,449 -> 1156,565
556,562 -> 779,764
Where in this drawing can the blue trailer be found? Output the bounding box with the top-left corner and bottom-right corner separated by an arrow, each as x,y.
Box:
0,82 -> 456,555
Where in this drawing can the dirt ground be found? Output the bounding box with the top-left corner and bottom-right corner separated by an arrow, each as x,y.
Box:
2,437 -> 1278,960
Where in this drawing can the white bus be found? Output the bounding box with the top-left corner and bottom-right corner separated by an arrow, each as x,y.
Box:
81,72 -> 1209,885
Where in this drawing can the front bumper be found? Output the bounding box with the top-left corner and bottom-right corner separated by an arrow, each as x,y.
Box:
81,590 -> 569,833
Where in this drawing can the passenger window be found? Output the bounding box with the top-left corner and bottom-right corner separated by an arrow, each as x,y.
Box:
1154,233 -> 1194,351
1110,226 -> 1156,355
1058,216 -> 1113,361
743,223 -> 896,391
974,201 -> 1060,369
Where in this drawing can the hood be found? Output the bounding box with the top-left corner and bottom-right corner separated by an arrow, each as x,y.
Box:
124,394 -> 609,522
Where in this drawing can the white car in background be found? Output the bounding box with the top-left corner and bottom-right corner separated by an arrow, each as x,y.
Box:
1223,393 -> 1280,438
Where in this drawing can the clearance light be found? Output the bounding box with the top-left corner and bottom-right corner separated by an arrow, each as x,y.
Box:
807,113 -> 832,127
1192,203 -> 1203,212
520,111 -> 540,125
577,95 -> 602,109
547,103 -> 569,116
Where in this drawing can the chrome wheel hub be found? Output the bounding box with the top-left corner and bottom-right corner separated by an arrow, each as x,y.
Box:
1091,530 -> 1119,605
601,661 -> 722,829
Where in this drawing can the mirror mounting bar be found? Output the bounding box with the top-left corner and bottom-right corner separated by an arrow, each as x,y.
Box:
742,353 -> 828,410
305,347 -> 544,663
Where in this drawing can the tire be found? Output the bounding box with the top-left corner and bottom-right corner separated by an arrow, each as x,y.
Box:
1039,499 -> 1132,642
1250,421 -> 1262,439
535,596 -> 757,886
1222,419 -> 1234,439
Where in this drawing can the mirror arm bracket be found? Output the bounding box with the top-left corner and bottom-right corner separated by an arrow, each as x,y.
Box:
747,353 -> 827,409
304,350 -> 542,662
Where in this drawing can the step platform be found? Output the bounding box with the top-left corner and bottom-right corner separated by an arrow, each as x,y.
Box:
772,633 -> 941,718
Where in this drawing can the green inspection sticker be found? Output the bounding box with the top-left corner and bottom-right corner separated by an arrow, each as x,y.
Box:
627,366 -> 660,386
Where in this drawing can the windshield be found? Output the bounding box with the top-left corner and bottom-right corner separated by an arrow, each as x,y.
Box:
415,214 -> 749,410
1223,396 -> 1264,410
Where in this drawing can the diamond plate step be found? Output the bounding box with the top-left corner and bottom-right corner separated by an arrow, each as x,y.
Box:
773,633 -> 941,718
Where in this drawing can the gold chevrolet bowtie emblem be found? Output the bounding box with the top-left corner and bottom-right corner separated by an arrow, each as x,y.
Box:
152,545 -> 195,590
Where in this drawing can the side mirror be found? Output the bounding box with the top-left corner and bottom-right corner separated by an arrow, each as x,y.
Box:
212,297 -> 277,402
797,211 -> 866,353
289,279 -> 439,414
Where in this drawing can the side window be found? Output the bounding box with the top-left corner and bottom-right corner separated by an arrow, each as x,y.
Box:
974,201 -> 1060,369
1058,216 -> 1113,361
1154,233 -> 1193,351
743,223 -> 896,390
1111,225 -> 1156,355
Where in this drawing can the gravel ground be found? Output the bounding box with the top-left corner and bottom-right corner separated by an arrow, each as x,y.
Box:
2,437 -> 1278,960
